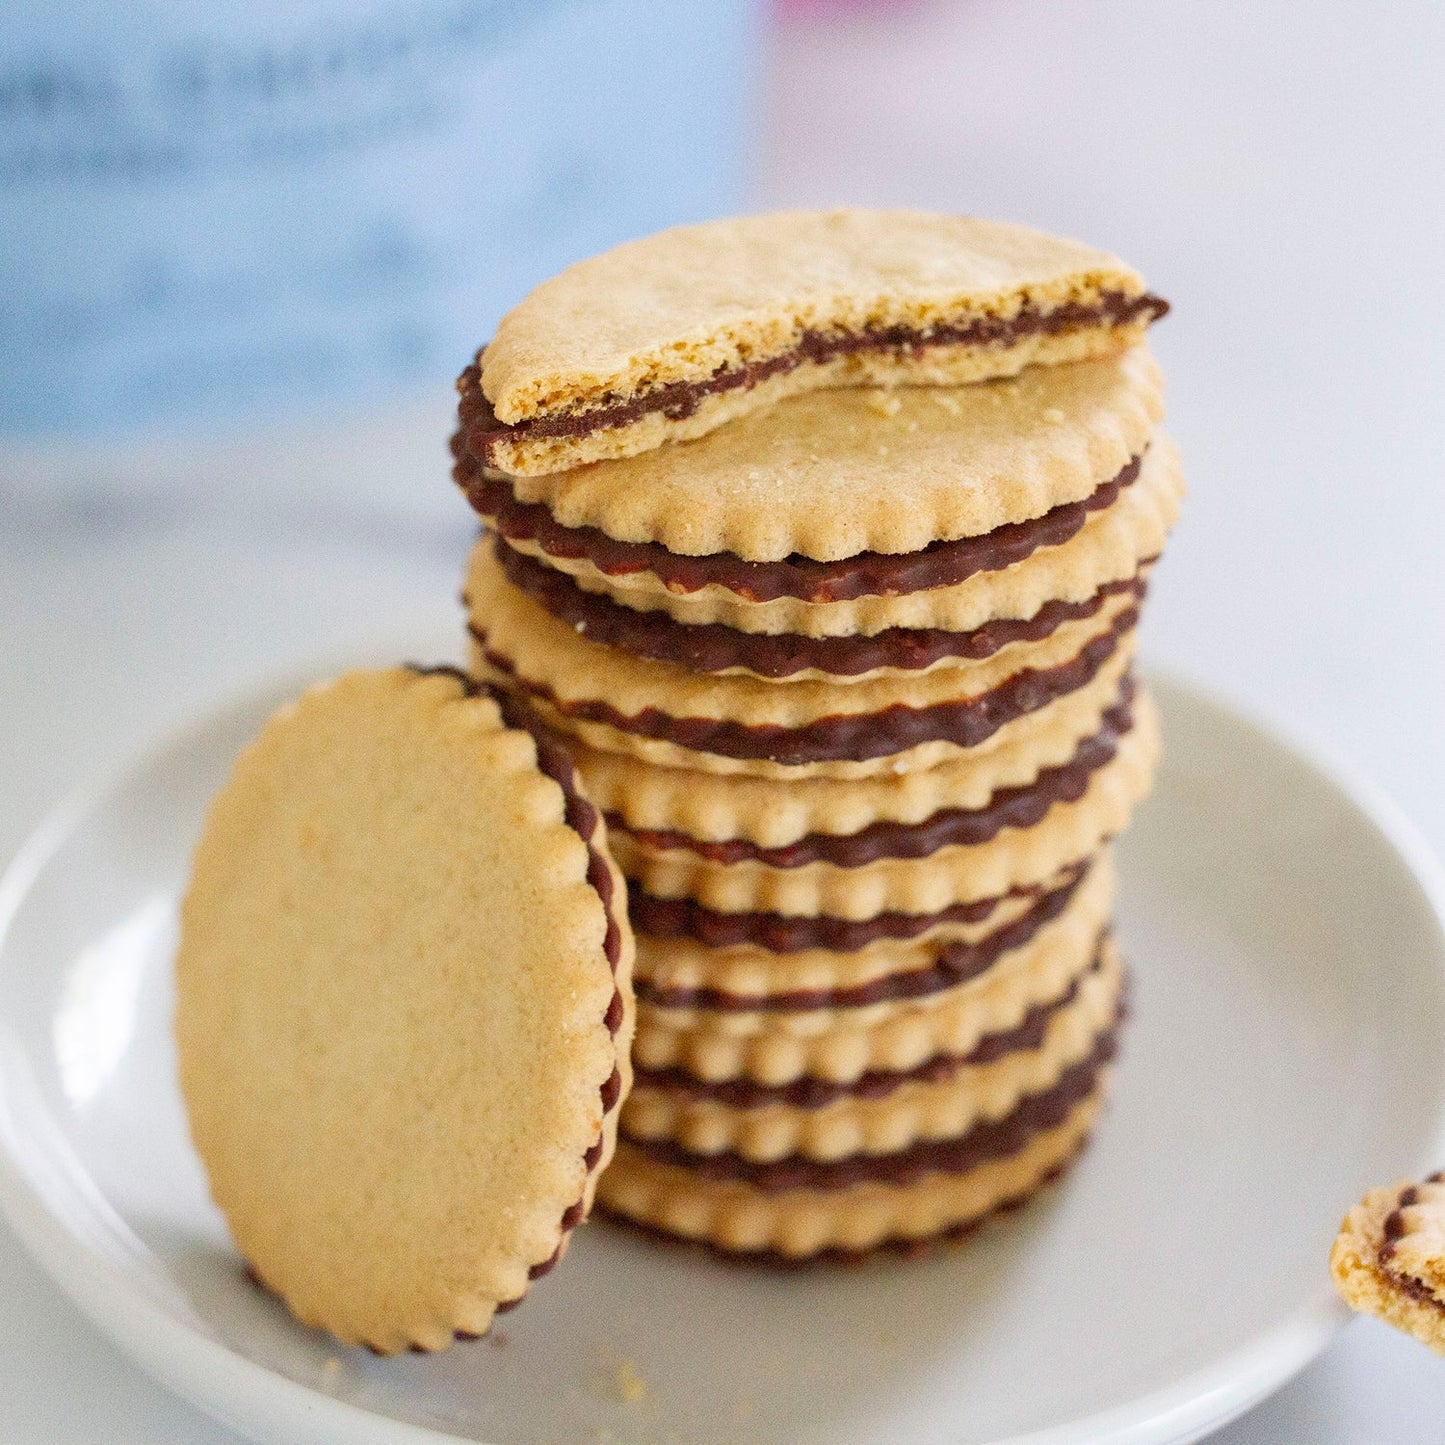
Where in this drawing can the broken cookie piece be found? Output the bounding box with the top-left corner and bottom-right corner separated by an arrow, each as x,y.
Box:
1331,1173 -> 1445,1354
460,209 -> 1167,476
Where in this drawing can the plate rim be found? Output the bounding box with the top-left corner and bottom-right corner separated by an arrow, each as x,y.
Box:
2,657 -> 1444,1445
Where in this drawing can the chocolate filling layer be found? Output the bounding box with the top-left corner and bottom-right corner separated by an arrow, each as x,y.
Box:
456,447 -> 1142,603
633,947 -> 1111,1110
620,1015 -> 1120,1194
631,864 -> 1088,955
615,680 -> 1136,876
457,291 -> 1168,458
494,533 -> 1150,678
405,666 -> 624,1321
474,602 -> 1136,766
635,868 -> 1087,1014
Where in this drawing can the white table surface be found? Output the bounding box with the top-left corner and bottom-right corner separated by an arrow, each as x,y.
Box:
5,0 -> 1445,1438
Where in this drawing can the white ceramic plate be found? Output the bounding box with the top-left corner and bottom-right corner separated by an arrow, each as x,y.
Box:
1,653 -> 1444,1445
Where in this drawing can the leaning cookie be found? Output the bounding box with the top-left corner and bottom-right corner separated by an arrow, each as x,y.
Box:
1331,1174 -> 1445,1354
461,209 -> 1167,476
174,666 -> 634,1355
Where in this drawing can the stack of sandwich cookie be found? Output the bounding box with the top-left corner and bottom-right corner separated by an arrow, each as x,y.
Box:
454,210 -> 1180,1260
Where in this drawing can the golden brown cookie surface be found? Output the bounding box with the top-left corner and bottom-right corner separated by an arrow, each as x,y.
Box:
494,435 -> 1182,639
622,943 -> 1124,1163
175,667 -> 634,1354
463,209 -> 1166,475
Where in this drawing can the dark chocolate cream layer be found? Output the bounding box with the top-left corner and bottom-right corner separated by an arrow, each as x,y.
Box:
457,291 -> 1168,460
620,1015 -> 1120,1194
615,680 -> 1136,877
634,866 -> 1087,1014
494,533 -> 1151,679
473,603 -> 1137,766
456,444 -> 1142,604
632,946 -> 1111,1110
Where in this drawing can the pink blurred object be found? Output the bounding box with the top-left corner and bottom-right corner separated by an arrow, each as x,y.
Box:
775,0 -> 925,16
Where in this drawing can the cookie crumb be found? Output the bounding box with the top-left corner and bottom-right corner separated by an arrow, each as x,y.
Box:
931,392 -> 962,414
615,1358 -> 647,1403
865,391 -> 902,417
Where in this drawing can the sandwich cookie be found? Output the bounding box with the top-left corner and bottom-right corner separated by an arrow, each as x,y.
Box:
598,1043 -> 1115,1260
482,434 -> 1181,640
467,546 -> 1141,780
460,344 -> 1162,562
459,210 -> 1167,475
175,667 -> 634,1354
568,664 -> 1139,847
631,854 -> 1114,1086
609,682 -> 1157,918
622,939 -> 1126,1163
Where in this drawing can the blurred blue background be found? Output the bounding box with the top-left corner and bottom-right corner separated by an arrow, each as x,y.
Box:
1,0 -> 758,435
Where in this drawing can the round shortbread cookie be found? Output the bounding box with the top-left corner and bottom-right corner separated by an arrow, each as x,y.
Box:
632,912 -> 1111,1086
491,532 -> 1148,687
468,556 -> 1139,780
611,697 -> 1155,919
622,942 -> 1124,1163
631,865 -> 1113,1101
477,627 -> 1138,783
632,848 -> 1113,1040
596,1080 -> 1108,1260
632,862 -> 1091,1015
572,662 -> 1134,847
498,433 -> 1182,636
464,209 -> 1165,477
629,859 -> 1088,958
462,347 -> 1161,560
630,862 -> 1086,999
174,667 -> 635,1354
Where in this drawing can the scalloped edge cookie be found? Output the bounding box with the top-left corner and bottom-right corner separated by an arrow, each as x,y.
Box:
464,347 -> 1162,559
572,661 -> 1136,846
469,559 -> 1139,781
496,434 -> 1183,638
622,943 -> 1123,1162
596,1084 -> 1107,1259
610,694 -> 1154,919
175,667 -> 635,1354
631,871 -> 1112,1097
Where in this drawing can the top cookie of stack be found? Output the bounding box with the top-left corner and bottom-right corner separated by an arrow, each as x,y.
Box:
455,210 -> 1178,1259
457,209 -> 1166,477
